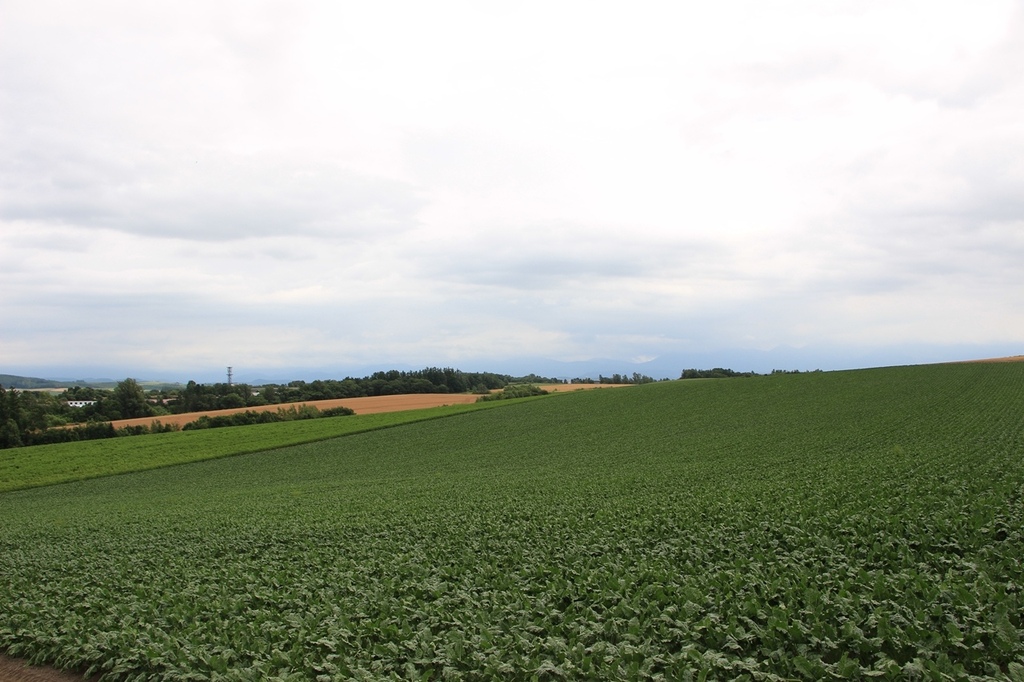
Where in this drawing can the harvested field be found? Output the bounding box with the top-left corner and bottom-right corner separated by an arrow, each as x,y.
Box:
109,383 -> 629,430
0,655 -> 97,681
109,394 -> 480,430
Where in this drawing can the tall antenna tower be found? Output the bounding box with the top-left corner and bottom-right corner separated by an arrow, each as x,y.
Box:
227,366 -> 233,386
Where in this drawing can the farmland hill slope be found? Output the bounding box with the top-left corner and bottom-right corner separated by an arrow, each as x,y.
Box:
1,362 -> 1023,679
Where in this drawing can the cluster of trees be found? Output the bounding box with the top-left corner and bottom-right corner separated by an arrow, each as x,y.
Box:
679,368 -> 759,379
272,368 -> 513,401
513,373 -> 564,385
0,368 -> 533,450
181,405 -> 354,431
3,384 -> 88,447
0,369 -> 518,434
564,374 -> 662,384
476,384 -> 549,402
18,420 -> 181,447
597,373 -> 660,384
678,368 -> 822,379
0,382 -> 362,448
9,365 -> 778,450
61,379 -> 161,421
172,368 -> 518,414
0,382 -> 180,448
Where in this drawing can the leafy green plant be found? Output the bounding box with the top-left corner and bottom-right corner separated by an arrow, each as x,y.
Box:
0,401 -> 508,492
180,405 -> 355,431
476,384 -> 549,401
1,363 -> 1022,679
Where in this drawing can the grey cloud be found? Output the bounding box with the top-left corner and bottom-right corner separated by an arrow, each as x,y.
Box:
788,216 -> 1024,310
824,123 -> 1024,291
1,142 -> 424,242
0,226 -> 95,254
410,225 -> 724,291
0,3 -> 422,244
3,2 -> 1022,375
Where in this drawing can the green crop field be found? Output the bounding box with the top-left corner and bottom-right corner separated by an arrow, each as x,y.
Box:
1,363 -> 1023,680
0,401 -> 510,493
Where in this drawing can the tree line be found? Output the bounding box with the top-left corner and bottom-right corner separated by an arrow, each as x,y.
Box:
597,373 -> 660,384
679,368 -> 759,379
678,368 -> 821,379
34,368 -> 521,423
172,368 -> 518,414
2,366 -> 781,450
0,368 -> 556,450
0,381 -> 164,448
0,384 -> 360,449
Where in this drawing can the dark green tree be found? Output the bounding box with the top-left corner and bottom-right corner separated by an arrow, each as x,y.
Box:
218,393 -> 245,409
0,385 -> 23,448
0,384 -> 8,424
111,378 -> 153,420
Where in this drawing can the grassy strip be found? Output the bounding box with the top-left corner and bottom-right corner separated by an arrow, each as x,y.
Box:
0,398 -> 532,493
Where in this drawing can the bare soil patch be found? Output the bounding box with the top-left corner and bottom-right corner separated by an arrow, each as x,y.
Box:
109,393 -> 483,430
109,384 -> 632,430
0,655 -> 98,682
960,355 -> 1024,363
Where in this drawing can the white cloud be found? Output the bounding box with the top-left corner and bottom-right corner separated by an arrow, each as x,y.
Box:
2,1 -> 1023,377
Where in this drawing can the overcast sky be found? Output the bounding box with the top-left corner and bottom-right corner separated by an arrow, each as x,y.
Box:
2,1 -> 1023,381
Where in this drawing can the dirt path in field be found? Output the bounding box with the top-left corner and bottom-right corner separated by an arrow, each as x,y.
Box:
0,655 -> 99,682
108,383 -> 629,430
4,383 -> 629,681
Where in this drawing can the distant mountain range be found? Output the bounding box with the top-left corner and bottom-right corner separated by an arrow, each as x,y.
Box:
3,342 -> 1019,389
0,374 -> 90,389
0,375 -> 184,390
